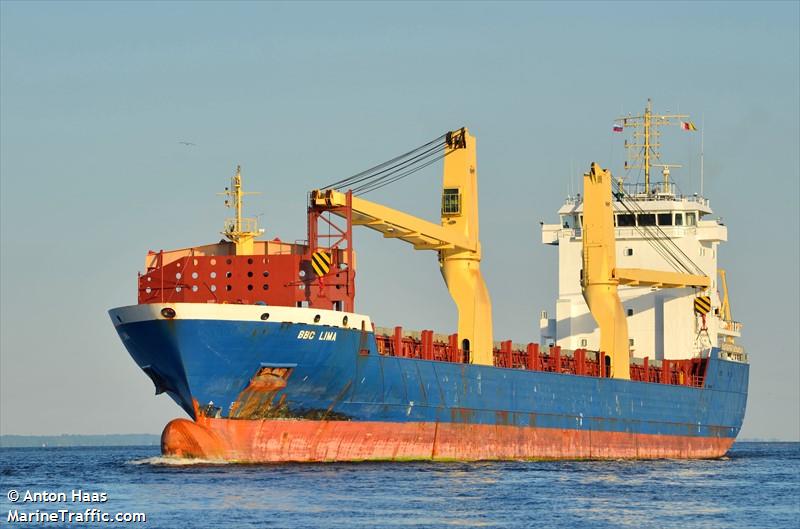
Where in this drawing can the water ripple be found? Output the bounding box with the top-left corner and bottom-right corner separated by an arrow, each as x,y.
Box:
0,443 -> 797,528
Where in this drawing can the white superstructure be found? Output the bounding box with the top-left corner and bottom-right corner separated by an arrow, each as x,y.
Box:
540,101 -> 742,361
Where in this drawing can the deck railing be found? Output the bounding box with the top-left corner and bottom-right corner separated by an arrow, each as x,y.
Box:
373,326 -> 707,387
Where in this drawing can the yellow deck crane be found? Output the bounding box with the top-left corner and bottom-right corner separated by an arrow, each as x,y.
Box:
581,163 -> 710,379
310,128 -> 494,365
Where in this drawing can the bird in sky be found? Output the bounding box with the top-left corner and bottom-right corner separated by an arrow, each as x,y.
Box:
178,141 -> 196,147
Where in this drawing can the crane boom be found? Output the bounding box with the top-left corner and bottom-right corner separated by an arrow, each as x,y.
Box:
311,128 -> 493,365
615,268 -> 710,289
313,190 -> 474,252
718,268 -> 732,322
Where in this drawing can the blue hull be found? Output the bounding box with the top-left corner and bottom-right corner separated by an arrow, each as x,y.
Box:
112,314 -> 748,442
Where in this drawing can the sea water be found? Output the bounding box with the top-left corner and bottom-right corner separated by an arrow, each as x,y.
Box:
1,442 -> 798,528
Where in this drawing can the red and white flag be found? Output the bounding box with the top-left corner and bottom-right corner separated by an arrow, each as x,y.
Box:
612,124 -> 624,133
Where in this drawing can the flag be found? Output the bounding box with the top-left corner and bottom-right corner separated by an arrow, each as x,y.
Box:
612,124 -> 624,133
681,121 -> 697,131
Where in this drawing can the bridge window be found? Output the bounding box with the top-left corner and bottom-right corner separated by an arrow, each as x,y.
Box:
686,212 -> 697,226
441,188 -> 461,216
624,248 -> 634,256
675,213 -> 684,226
637,213 -> 656,226
657,213 -> 673,226
617,214 -> 636,227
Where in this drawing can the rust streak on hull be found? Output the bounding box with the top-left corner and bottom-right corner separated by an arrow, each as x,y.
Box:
161,417 -> 735,462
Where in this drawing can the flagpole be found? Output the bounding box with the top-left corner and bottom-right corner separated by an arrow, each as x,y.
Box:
570,158 -> 574,197
700,113 -> 705,197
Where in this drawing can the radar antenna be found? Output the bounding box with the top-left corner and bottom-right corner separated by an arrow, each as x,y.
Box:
615,99 -> 694,194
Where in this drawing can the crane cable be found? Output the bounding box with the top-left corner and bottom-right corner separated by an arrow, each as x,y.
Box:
615,196 -> 702,276
321,133 -> 450,196
616,162 -> 706,277
613,195 -> 690,274
613,180 -> 706,277
352,151 -> 456,195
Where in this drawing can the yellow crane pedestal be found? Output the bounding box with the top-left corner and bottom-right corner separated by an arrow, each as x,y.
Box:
581,163 -> 711,380
582,163 -> 631,379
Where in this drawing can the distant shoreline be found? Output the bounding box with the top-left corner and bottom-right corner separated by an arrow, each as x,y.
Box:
1,434 -> 160,448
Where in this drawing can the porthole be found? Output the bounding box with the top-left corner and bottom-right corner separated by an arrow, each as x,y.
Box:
314,315 -> 321,323
175,272 -> 182,280
299,270 -> 306,278
247,271 -> 253,278
161,307 -> 176,319
247,258 -> 253,265
191,272 -> 199,279
193,259 -> 199,266
210,285 -> 217,292
263,271 -> 270,278
192,285 -> 199,292
342,316 -> 349,326
226,271 -> 232,278
262,284 -> 269,290
145,287 -> 152,294
176,286 -> 182,292
146,276 -> 152,282
226,285 -> 232,291
247,285 -> 253,291
226,258 -> 232,265
210,271 -> 217,279
260,313 -> 270,321
210,258 -> 217,266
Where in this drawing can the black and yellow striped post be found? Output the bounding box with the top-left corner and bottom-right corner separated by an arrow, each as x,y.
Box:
693,295 -> 711,315
311,250 -> 332,277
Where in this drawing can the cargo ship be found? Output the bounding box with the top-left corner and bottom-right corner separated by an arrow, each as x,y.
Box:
109,102 -> 748,461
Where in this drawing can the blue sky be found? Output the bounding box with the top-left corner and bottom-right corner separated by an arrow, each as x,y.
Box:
1,1 -> 798,440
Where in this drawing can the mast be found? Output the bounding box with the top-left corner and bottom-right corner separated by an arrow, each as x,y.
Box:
700,114 -> 705,196
644,100 -> 651,193
233,165 -> 243,234
616,99 -> 690,195
220,165 -> 262,255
